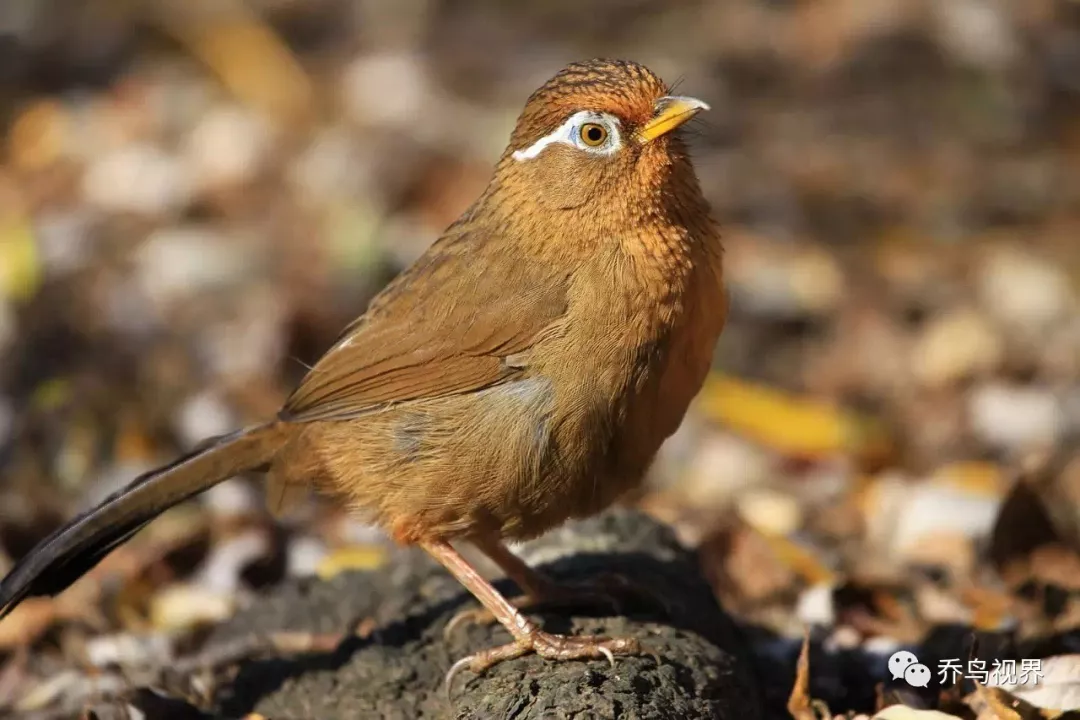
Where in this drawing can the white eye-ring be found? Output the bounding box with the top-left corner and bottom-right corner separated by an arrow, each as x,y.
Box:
512,111 -> 622,161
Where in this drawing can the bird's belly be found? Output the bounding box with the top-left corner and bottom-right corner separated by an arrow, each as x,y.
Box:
290,377 -> 584,542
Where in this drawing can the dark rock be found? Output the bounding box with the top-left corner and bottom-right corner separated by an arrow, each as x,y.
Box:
209,509 -> 762,719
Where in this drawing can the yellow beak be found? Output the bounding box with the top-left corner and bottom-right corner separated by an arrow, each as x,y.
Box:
638,96 -> 710,143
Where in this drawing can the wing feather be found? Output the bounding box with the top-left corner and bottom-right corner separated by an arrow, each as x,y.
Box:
283,229 -> 569,421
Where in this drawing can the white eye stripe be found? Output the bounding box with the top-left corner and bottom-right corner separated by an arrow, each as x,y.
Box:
512,111 -> 622,161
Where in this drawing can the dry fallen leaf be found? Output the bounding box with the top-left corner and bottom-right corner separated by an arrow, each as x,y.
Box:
859,469 -> 1003,567
150,583 -> 236,632
789,631 -> 813,720
962,585 -> 1015,631
0,581 -> 102,649
0,214 -> 41,302
761,533 -> 837,586
703,522 -> 798,605
154,0 -> 314,124
789,631 -> 832,720
696,373 -> 890,462
972,684 -> 1036,720
7,99 -> 71,171
936,463 -> 1010,497
15,671 -> 126,713
315,544 -> 388,580
0,600 -> 57,650
983,655 -> 1080,713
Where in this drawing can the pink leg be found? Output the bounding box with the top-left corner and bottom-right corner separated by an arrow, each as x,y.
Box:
443,537 -> 668,637
420,539 -> 641,695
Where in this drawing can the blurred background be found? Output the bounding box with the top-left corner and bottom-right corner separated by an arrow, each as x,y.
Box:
1,0 -> 1079,716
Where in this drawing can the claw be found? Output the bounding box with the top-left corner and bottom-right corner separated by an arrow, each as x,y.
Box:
444,654 -> 475,701
443,608 -> 482,641
443,630 -> 642,700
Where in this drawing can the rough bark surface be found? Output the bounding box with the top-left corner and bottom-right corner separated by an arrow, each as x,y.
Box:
207,510 -> 762,719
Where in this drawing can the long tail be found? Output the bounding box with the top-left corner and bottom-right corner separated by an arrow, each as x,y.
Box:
0,422 -> 287,620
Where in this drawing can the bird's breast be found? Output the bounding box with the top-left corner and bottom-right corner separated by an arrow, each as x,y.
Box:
618,274 -> 725,472
541,237 -> 726,482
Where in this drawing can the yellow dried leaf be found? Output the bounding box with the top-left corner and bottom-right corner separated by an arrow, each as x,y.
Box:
150,584 -> 235,631
788,632 -> 816,720
7,99 -> 70,171
316,545 -> 388,580
114,416 -> 157,463
0,216 -> 41,301
934,462 -> 1008,498
113,575 -> 156,632
967,587 -> 1013,631
158,0 -> 313,123
761,533 -> 837,586
31,378 -> 69,410
696,374 -> 889,461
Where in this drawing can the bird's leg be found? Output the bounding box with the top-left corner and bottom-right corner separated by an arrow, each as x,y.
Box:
420,539 -> 640,694
443,537 -> 669,637
475,538 -> 558,597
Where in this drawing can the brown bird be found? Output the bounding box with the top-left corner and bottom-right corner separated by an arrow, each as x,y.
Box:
0,59 -> 725,686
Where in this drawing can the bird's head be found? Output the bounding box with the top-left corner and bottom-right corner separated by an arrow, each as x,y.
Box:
491,59 -> 710,228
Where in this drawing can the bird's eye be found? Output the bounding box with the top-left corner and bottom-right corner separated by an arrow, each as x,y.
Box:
579,123 -> 608,147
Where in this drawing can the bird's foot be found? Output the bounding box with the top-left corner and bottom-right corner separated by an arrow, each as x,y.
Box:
444,629 -> 641,696
443,571 -> 668,639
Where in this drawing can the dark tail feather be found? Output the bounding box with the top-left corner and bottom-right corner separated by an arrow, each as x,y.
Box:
0,422 -> 286,620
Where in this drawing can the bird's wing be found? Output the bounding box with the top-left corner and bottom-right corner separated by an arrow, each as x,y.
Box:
282,229 -> 570,422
